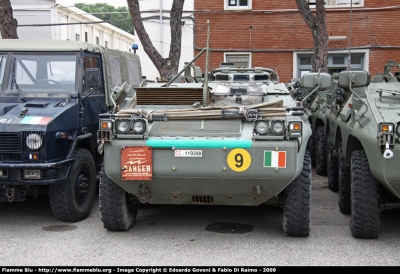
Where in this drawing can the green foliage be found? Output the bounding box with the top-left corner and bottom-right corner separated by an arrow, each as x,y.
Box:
74,3 -> 134,35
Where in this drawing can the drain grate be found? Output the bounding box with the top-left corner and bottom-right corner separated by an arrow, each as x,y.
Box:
205,222 -> 254,234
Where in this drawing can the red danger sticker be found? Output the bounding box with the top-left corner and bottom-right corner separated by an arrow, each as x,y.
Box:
121,146 -> 152,180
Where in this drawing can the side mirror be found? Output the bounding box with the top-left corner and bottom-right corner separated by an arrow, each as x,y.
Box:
84,68 -> 101,89
300,72 -> 331,89
338,70 -> 370,88
112,82 -> 132,105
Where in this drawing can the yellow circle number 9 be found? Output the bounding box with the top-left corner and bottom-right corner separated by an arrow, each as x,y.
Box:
227,148 -> 251,172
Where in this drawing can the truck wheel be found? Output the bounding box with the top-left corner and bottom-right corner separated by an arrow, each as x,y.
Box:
338,143 -> 351,214
49,148 -> 96,222
283,151 -> 311,237
327,134 -> 338,191
99,164 -> 138,231
307,135 -> 316,167
350,150 -> 381,239
315,127 -> 327,176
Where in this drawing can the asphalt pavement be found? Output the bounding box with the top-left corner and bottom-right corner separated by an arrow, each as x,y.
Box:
1,168 -> 400,266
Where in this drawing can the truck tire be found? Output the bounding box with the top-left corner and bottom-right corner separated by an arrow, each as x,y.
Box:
327,134 -> 338,191
283,151 -> 311,237
99,164 -> 138,231
350,150 -> 381,239
307,135 -> 316,167
315,127 -> 327,176
49,148 -> 97,222
338,143 -> 351,214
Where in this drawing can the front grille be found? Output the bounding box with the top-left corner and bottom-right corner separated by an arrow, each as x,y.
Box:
0,133 -> 20,152
136,87 -> 204,105
192,195 -> 214,204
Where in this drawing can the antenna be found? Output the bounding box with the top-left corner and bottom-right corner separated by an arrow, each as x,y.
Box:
347,1 -> 352,70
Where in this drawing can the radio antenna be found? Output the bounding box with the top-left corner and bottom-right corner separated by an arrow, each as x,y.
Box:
347,1 -> 353,70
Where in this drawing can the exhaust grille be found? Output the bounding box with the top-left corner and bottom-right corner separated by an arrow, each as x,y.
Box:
192,195 -> 214,204
136,87 -> 204,105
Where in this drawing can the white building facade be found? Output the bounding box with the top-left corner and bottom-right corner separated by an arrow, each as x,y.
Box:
135,0 -> 194,81
7,0 -> 135,53
5,0 -> 195,81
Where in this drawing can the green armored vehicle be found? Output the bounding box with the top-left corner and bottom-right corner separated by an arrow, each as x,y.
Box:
321,60 -> 400,238
0,39 -> 142,222
97,54 -> 314,236
293,73 -> 339,179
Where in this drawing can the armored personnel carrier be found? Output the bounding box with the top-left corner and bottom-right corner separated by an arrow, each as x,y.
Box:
293,73 -> 339,184
97,53 -> 315,236
321,60 -> 400,238
0,39 -> 142,222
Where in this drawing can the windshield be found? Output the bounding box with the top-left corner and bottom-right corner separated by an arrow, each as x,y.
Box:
0,55 -> 5,87
6,53 -> 77,97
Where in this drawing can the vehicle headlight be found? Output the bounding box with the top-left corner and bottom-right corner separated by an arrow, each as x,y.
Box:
100,120 -> 112,130
117,120 -> 130,133
26,133 -> 43,150
380,123 -> 394,133
255,120 -> 269,135
272,121 -> 284,135
132,120 -> 145,134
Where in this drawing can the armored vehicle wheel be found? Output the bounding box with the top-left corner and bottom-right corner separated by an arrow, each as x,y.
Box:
282,151 -> 311,237
350,150 -> 381,239
327,134 -> 338,191
338,143 -> 351,214
307,135 -> 316,167
99,164 -> 138,231
315,127 -> 327,176
49,148 -> 96,222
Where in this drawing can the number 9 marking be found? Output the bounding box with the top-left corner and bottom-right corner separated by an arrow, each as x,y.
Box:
227,148 -> 251,172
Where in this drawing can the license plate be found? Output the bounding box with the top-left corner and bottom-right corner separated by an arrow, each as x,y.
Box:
174,150 -> 202,157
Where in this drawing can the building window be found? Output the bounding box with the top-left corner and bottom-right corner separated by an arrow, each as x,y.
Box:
308,0 -> 363,8
75,34 -> 80,41
225,0 -> 251,10
296,53 -> 365,77
85,32 -> 88,42
105,41 -> 108,48
96,37 -> 99,45
225,53 -> 251,68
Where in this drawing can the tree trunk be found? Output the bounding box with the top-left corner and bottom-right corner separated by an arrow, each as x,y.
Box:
127,0 -> 184,79
0,0 -> 19,39
296,0 -> 328,73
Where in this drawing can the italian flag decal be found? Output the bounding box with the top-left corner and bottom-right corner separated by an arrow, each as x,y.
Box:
20,116 -> 51,125
264,151 -> 287,168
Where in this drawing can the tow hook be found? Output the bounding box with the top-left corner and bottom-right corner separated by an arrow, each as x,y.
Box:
384,142 -> 394,159
5,187 -> 15,202
138,183 -> 150,203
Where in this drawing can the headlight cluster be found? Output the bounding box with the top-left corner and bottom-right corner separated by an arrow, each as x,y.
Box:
254,120 -> 285,135
115,119 -> 146,135
378,122 -> 395,145
26,133 -> 43,150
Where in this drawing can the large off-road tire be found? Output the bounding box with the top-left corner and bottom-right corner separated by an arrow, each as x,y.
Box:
307,135 -> 316,167
315,127 -> 328,176
327,134 -> 338,191
350,150 -> 381,239
338,143 -> 351,214
99,164 -> 138,231
283,151 -> 311,237
49,148 -> 97,222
